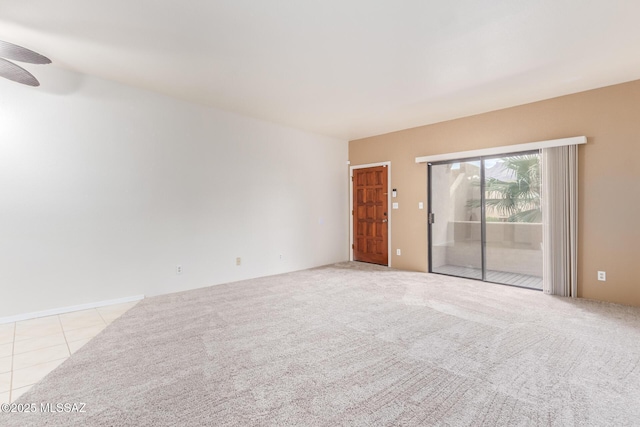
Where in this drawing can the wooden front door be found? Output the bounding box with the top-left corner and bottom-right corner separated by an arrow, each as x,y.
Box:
353,165 -> 388,265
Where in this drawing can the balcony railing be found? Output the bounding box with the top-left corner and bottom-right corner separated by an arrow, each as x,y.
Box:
432,221 -> 542,278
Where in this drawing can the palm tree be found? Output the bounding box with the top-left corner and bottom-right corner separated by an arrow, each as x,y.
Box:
467,155 -> 541,222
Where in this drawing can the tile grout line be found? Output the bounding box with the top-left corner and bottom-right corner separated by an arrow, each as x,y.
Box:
57,315 -> 73,362
95,308 -> 108,326
13,342 -> 69,356
11,357 -> 72,396
9,321 -> 16,403
61,309 -> 106,353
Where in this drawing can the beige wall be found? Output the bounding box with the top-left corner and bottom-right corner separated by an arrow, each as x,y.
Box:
349,79 -> 640,307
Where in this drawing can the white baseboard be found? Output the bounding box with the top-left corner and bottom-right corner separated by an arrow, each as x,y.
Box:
0,295 -> 145,324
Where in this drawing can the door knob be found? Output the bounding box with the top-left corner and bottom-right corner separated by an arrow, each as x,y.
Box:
382,219 -> 388,223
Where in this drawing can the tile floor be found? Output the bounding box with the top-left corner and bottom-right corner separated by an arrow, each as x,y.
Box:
0,301 -> 140,404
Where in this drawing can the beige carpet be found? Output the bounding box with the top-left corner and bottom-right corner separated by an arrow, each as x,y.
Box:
5,262 -> 640,426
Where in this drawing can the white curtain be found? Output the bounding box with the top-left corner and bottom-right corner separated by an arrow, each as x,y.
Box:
542,145 -> 578,297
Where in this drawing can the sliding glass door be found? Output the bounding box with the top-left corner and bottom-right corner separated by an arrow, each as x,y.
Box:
428,152 -> 543,290
429,160 -> 483,280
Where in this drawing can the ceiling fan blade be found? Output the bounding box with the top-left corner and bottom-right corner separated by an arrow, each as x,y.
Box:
0,40 -> 51,65
0,58 -> 40,86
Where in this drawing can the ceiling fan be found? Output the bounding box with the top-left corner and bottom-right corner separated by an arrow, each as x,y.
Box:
0,40 -> 51,87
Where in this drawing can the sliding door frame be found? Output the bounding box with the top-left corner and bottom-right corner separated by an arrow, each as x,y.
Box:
427,156 -> 485,278
428,149 -> 540,288
480,158 -> 487,282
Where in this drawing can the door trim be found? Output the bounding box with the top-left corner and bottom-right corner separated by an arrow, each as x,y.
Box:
349,161 -> 391,267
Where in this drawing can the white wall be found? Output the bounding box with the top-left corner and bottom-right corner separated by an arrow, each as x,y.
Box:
0,68 -> 348,318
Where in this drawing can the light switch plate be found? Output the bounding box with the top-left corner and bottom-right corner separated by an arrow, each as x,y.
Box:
418,202 -> 424,209
392,202 -> 399,209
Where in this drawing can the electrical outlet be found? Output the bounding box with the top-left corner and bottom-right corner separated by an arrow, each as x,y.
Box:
396,249 -> 401,256
279,254 -> 283,261
236,257 -> 241,266
176,265 -> 182,274
597,271 -> 606,281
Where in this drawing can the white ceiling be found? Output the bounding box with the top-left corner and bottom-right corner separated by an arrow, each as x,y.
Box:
2,1 -> 640,140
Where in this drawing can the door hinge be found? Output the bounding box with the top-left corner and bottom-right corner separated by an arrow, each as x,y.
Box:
352,244 -> 354,249
351,210 -> 354,215
428,212 -> 435,224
